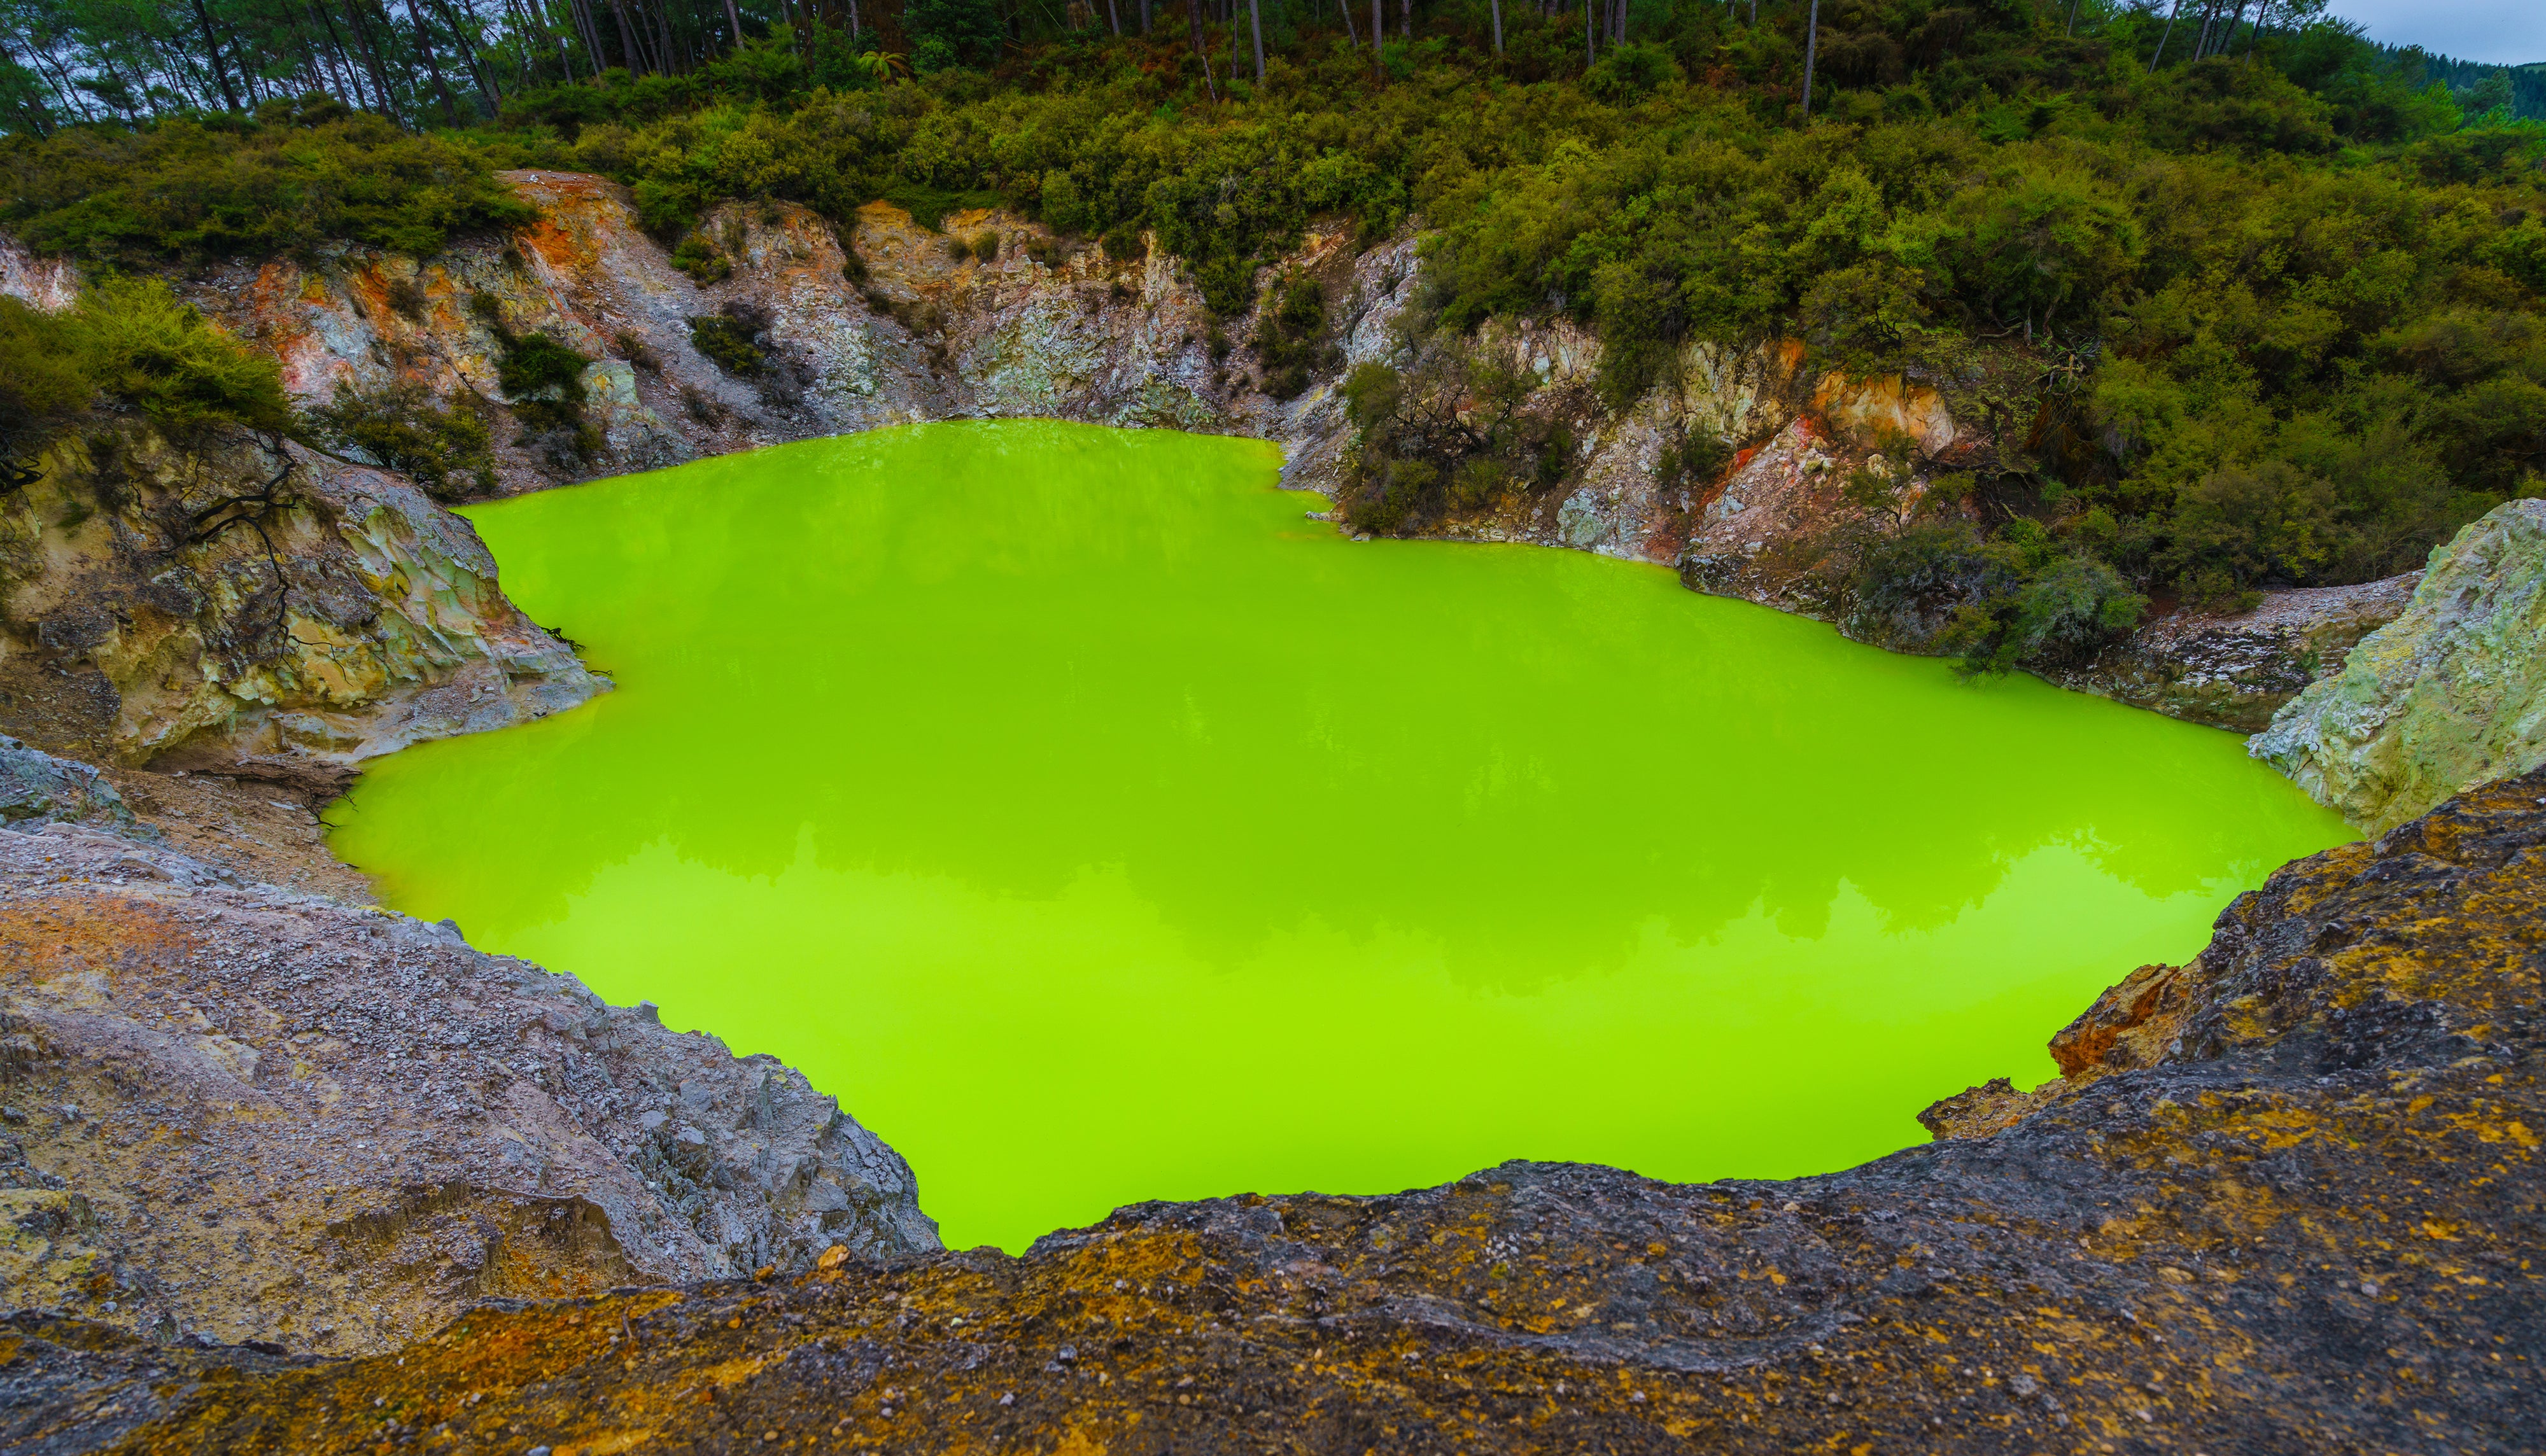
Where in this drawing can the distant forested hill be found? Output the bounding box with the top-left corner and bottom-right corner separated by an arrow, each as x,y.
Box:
2375,46 -> 2546,122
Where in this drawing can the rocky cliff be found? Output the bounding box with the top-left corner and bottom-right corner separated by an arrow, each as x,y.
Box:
4,178 -> 2407,765
0,416 -> 600,791
2254,498 -> 2546,830
5,766 -> 2536,1454
0,740 -> 936,1365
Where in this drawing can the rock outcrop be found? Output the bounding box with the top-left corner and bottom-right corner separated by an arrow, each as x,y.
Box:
0,778 -> 938,1361
9,767 -> 2538,1454
2253,499 -> 2546,830
0,423 -> 600,790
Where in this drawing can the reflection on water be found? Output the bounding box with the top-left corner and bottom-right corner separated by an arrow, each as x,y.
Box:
327,420 -> 2351,1250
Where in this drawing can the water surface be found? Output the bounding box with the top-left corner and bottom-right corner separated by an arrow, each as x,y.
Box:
327,421 -> 2350,1250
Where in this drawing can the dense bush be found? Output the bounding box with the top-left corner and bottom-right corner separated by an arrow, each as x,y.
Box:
0,106 -> 537,263
306,381 -> 498,501
0,300 -> 92,482
67,277 -> 295,435
467,295 -> 600,472
0,277 -> 293,487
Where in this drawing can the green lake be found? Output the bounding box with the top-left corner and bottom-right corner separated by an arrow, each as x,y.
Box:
325,419 -> 2352,1252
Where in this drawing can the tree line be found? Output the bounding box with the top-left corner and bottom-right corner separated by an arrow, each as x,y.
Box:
1,0 -> 2431,137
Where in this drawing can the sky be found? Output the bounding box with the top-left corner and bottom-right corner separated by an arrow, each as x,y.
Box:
2326,0 -> 2545,65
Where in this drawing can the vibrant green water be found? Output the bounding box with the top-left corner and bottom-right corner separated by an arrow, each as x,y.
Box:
327,420 -> 2349,1251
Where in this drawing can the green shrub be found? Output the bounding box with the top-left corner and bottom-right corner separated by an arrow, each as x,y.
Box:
1253,274 -> 1328,400
306,381 -> 497,502
671,234 -> 733,283
688,314 -> 766,376
468,297 -> 598,473
69,277 -> 293,436
0,299 -> 92,483
0,109 -> 536,263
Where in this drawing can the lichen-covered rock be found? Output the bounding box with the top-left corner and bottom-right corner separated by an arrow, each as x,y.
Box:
2051,573 -> 2421,732
0,822 -> 937,1359
0,423 -> 601,790
21,770 -> 2540,1454
2251,499 -> 2546,830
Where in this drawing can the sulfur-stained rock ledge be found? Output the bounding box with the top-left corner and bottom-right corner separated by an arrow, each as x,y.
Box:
6,773 -> 2540,1452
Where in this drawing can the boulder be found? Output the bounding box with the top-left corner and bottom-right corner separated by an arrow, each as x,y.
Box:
2251,499 -> 2546,830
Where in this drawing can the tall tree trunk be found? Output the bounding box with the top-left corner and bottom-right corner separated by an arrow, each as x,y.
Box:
570,0 -> 608,75
407,0 -> 465,120
309,2 -> 368,106
220,16 -> 265,102
2243,0 -> 2274,60
1141,0 -> 1151,34
1372,0 -> 1383,76
1109,0 -> 1123,34
33,36 -> 98,122
0,36 -> 55,134
604,0 -> 644,68
1338,0 -> 1358,45
1192,0 -> 1218,98
189,0 -> 245,110
654,0 -> 682,73
1799,0 -> 1818,117
1488,0 -> 1500,51
2148,0 -> 2181,71
2214,0 -> 2250,58
345,0 -> 404,120
1247,0 -> 1263,78
1583,0 -> 1593,66
433,0 -> 503,106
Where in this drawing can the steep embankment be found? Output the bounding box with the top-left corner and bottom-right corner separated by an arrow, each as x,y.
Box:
0,173 -> 2417,784
0,736 -> 936,1363
4,766 -> 2536,1453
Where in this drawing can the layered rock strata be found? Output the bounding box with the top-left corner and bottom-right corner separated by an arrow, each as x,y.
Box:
2254,498 -> 2546,830
9,767 -> 2538,1454
0,769 -> 938,1363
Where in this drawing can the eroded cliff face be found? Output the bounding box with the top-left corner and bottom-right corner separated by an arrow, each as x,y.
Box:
0,758 -> 938,1362
0,423 -> 599,791
2,176 -> 2410,758
8,768 -> 2535,1455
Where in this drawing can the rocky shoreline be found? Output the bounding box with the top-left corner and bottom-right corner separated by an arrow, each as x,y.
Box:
4,762 -> 2536,1453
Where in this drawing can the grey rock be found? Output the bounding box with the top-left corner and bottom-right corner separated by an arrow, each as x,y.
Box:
0,823 -> 938,1357
0,736 -> 148,837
